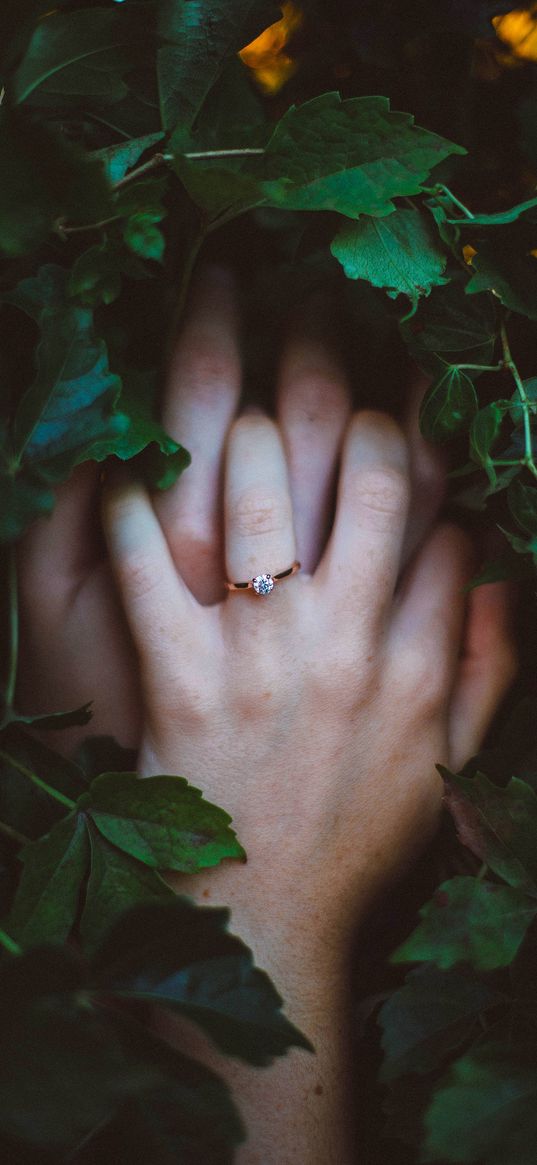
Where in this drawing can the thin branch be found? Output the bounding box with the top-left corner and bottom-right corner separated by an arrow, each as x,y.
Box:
500,319 -> 537,480
0,749 -> 76,811
4,546 -> 18,714
0,927 -> 21,957
0,817 -> 30,848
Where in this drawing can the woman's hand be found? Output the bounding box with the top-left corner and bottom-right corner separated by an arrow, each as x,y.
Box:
96,270 -> 516,1162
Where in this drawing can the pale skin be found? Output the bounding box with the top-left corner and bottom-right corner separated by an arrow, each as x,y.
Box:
18,267 -> 517,1162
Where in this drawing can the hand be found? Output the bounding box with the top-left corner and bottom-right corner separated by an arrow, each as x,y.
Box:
99,269 -> 516,1162
15,269 -> 242,749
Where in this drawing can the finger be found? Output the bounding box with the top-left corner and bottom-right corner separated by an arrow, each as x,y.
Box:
102,469 -> 204,690
388,524 -> 474,699
448,581 -> 517,770
401,370 -> 447,568
276,306 -> 352,573
17,462 -> 102,615
154,265 -> 242,604
316,411 -> 410,635
225,413 -> 297,590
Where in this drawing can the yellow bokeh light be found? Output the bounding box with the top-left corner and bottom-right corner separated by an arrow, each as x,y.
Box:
239,3 -> 303,95
493,7 -> 537,61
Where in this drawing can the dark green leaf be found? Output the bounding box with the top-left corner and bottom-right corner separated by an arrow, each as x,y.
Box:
11,9 -> 133,106
71,1019 -> 244,1164
80,825 -> 174,953
74,736 -> 137,781
331,208 -> 447,305
466,229 -> 537,320
123,213 -> 166,261
94,132 -> 164,184
82,771 -> 245,872
391,876 -> 537,971
470,401 -> 508,467
0,946 -> 161,1150
423,1042 -> 537,1165
508,478 -> 537,537
441,768 -> 537,892
93,898 -> 313,1065
8,702 -> 93,731
4,264 -> 125,466
379,965 -> 503,1080
157,0 -> 280,130
8,813 -> 89,947
68,239 -> 150,307
173,93 -> 465,222
86,368 -> 190,490
401,276 -> 497,376
0,108 -> 114,257
419,366 -> 477,443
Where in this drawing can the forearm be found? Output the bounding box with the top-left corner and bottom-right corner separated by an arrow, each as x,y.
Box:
165,864 -> 359,1164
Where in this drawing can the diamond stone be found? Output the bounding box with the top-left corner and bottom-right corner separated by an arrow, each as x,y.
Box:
252,573 -> 274,596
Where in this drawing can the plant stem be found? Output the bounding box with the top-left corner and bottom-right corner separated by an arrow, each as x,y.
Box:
0,817 -> 30,847
113,151 -> 167,189
55,214 -> 123,239
182,148 -> 265,159
4,546 -> 18,714
0,927 -> 21,957
500,320 -> 537,480
426,183 -> 475,220
0,749 -> 76,811
454,362 -> 503,373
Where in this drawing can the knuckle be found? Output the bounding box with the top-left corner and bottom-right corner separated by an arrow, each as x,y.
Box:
116,552 -> 163,605
232,489 -> 288,539
285,375 -> 345,426
355,466 -> 410,522
398,645 -> 445,716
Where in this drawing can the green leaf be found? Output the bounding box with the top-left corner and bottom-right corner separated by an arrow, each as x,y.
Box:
80,826 -> 174,953
0,726 -> 88,852
93,898 -> 313,1065
401,276 -> 497,376
71,1019 -> 244,1162
330,208 -> 447,305
379,965 -> 503,1081
419,366 -> 478,443
7,702 -> 94,732
68,239 -> 150,307
423,1042 -> 537,1164
82,772 -> 245,872
508,478 -> 537,537
8,814 -> 89,947
94,132 -> 164,184
0,108 -> 114,257
157,0 -> 280,130
86,368 -> 191,491
4,264 -> 125,466
441,768 -> 537,892
172,92 -> 465,222
391,876 -> 537,971
1,264 -> 129,541
11,9 -> 133,106
123,213 -> 166,261
470,401 -> 508,467
466,228 -> 537,320
0,946 -> 163,1151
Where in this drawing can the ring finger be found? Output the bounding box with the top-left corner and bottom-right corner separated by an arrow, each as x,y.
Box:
224,412 -> 298,610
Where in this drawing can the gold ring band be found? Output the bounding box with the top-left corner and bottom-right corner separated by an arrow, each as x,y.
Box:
225,560 -> 301,596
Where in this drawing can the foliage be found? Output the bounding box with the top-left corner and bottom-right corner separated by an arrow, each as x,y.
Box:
2,0 -> 537,1161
